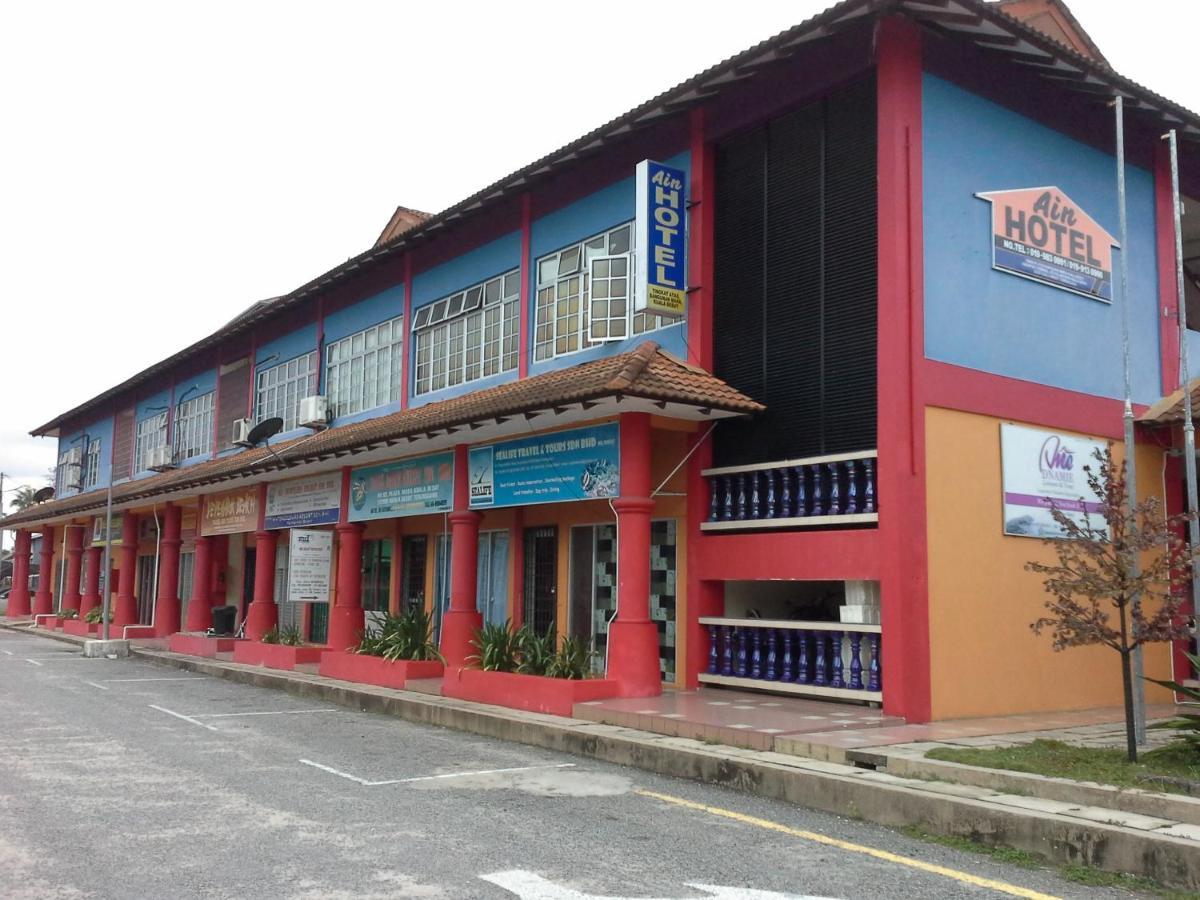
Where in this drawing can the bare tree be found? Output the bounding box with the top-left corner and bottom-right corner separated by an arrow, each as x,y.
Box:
1029,446 -> 1192,761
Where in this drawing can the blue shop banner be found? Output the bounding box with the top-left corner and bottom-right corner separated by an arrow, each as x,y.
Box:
469,423 -> 620,510
349,452 -> 454,522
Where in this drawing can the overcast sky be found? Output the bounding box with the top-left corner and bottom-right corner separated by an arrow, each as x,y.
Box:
1,0 -> 1197,503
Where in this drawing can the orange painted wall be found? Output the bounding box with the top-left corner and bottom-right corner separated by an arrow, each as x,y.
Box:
925,407 -> 1175,720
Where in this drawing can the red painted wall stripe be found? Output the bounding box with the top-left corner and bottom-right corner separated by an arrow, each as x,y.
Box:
1155,141 -> 1182,396
519,194 -> 532,380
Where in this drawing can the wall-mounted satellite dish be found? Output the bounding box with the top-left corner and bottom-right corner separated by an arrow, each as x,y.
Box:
246,417 -> 283,446
33,487 -> 55,503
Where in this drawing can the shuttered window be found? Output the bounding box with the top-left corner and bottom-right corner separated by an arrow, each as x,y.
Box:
713,79 -> 877,467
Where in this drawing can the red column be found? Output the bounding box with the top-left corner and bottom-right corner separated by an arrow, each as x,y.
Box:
80,545 -> 102,619
606,412 -> 662,697
328,523 -> 365,650
153,504 -> 183,636
62,525 -> 84,613
876,16 -> 931,722
440,444 -> 483,668
185,535 -> 214,632
32,526 -> 56,617
113,512 -> 140,628
244,530 -> 278,640
7,530 -> 31,618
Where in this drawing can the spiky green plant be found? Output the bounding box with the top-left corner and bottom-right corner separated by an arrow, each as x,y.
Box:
278,625 -> 304,647
260,627 -> 281,645
515,624 -> 556,676
547,635 -> 594,680
356,608 -> 442,662
469,620 -> 521,672
1147,650 -> 1200,755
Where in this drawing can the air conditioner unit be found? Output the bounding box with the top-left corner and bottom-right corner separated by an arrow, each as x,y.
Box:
232,418 -> 254,447
147,445 -> 176,472
298,395 -> 330,429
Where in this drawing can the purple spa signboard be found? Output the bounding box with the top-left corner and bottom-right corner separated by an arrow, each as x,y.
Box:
1000,422 -> 1108,540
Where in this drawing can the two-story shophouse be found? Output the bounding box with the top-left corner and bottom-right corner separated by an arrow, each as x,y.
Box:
5,0 -> 1199,722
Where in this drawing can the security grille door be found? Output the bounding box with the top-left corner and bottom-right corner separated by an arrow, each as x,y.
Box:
178,551 -> 195,629
136,555 -> 156,625
523,527 -> 557,637
309,603 -> 328,644
401,535 -> 428,614
275,543 -> 302,633
433,534 -> 452,641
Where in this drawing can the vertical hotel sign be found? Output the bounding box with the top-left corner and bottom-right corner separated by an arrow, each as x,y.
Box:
634,159 -> 687,317
976,186 -> 1118,302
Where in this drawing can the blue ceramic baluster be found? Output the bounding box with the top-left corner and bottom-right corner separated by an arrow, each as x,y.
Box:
778,468 -> 792,518
813,632 -> 827,686
707,624 -> 719,674
749,627 -> 763,679
764,629 -> 778,681
735,627 -> 748,677
749,472 -> 762,520
734,474 -> 747,521
827,463 -> 841,515
709,476 -> 722,522
720,626 -> 733,675
849,631 -> 864,690
846,460 -> 859,514
797,631 -> 810,684
868,633 -> 881,691
780,629 -> 794,681
863,459 -> 876,513
765,470 -> 778,518
811,465 -> 824,516
794,466 -> 808,517
830,630 -> 845,688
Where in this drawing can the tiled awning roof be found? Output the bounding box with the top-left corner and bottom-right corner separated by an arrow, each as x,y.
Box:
2,343 -> 761,530
1138,378 -> 1200,426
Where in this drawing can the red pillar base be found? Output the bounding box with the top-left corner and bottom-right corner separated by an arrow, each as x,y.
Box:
326,605 -> 365,652
440,609 -> 483,670
606,619 -> 663,697
244,601 -> 278,641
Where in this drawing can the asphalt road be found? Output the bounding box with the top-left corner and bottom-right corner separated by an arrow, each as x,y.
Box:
0,629 -> 1156,900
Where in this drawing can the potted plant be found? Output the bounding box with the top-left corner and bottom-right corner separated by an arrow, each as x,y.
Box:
441,621 -> 619,716
320,608 -> 445,688
233,624 -> 325,670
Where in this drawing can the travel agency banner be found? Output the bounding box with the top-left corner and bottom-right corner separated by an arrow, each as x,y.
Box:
1000,422 -> 1108,540
975,186 -> 1118,302
200,486 -> 260,536
265,472 -> 341,529
348,452 -> 454,522
468,422 -> 620,510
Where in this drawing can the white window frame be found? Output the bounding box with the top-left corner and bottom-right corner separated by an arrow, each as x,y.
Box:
134,412 -> 168,473
413,270 -> 519,396
173,391 -> 214,461
81,438 -> 101,490
255,351 -> 318,432
534,221 -> 667,361
325,315 -> 404,418
55,447 -> 81,495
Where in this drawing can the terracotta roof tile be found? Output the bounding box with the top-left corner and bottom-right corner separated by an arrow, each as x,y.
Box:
2,343 -> 761,529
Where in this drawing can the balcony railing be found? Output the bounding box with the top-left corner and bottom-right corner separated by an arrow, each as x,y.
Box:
698,617 -> 882,703
701,450 -> 877,532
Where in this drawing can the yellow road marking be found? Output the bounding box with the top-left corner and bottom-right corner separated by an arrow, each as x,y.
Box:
634,789 -> 1061,900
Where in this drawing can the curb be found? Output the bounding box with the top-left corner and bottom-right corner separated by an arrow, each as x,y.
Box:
874,750 -> 1200,828
4,623 -> 1197,891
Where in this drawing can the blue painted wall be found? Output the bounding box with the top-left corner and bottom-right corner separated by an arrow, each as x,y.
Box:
174,367 -> 218,404
324,285 -> 405,345
527,150 -> 690,377
412,232 -> 521,308
923,74 -> 1161,404
255,324 -> 318,374
56,415 -> 114,496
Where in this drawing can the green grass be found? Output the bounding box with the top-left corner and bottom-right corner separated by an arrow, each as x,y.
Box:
1060,865 -> 1199,899
926,739 -> 1200,796
899,826 -> 1041,868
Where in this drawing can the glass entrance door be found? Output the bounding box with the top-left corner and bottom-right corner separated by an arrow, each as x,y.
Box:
477,531 -> 510,627
433,534 -> 452,641
523,526 -> 557,636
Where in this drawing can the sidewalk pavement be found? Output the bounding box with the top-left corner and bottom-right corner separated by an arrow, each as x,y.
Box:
5,620 -> 1199,891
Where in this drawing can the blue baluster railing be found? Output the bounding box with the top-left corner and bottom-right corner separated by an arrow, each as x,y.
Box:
702,452 -> 879,530
720,625 -> 733,676
706,624 -> 719,675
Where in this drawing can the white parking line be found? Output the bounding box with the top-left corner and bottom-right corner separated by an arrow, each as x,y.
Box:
149,704 -> 219,732
84,681 -> 109,690
299,759 -> 575,787
2,650 -> 12,655
193,709 -> 337,719
100,677 -> 203,684
25,659 -> 43,667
